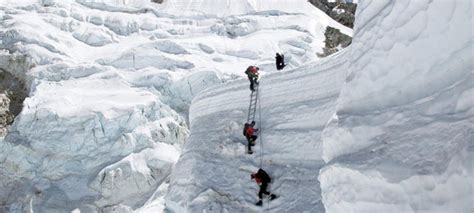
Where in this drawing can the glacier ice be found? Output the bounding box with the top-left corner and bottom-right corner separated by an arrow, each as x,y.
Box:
0,0 -> 346,211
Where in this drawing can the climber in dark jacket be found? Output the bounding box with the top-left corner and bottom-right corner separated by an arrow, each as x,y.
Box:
244,121 -> 258,154
275,53 -> 286,70
251,168 -> 278,206
245,66 -> 259,91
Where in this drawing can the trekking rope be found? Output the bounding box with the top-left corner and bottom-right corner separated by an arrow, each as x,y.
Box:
245,75 -> 273,209
258,82 -> 264,169
257,80 -> 271,213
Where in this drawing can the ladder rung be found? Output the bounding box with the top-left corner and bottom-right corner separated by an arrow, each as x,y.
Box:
247,86 -> 258,123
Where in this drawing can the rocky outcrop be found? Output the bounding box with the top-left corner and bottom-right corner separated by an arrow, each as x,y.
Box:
317,26 -> 352,57
0,69 -> 27,137
308,0 -> 357,28
309,0 -> 356,57
0,94 -> 13,137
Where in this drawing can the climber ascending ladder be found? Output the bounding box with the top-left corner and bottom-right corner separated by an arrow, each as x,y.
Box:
243,121 -> 258,154
245,65 -> 259,91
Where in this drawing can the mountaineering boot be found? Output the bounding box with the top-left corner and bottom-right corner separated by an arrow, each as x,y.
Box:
255,200 -> 262,206
247,150 -> 253,154
270,194 -> 278,200
250,140 -> 256,146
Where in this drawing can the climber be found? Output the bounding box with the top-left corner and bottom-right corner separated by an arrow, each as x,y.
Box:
243,121 -> 258,154
275,53 -> 286,70
245,65 -> 259,91
251,168 -> 278,206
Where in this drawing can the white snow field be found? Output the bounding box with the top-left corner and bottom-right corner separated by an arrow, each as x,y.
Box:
1,0 -> 471,212
0,0 -> 351,212
320,0 -> 473,212
166,0 -> 473,212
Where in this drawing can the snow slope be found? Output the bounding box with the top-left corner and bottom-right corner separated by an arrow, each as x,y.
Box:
166,49 -> 349,212
166,0 -> 472,212
0,0 -> 349,212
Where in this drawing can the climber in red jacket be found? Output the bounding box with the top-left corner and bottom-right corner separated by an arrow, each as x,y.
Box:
243,121 -> 258,154
245,66 -> 260,91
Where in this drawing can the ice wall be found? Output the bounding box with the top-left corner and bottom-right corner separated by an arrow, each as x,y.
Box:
320,0 -> 473,212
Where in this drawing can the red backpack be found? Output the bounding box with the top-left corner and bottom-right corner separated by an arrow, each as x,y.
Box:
245,66 -> 258,75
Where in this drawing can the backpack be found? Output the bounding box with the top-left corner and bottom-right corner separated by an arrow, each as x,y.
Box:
246,66 -> 258,76
245,66 -> 253,75
243,123 -> 249,136
258,169 -> 271,183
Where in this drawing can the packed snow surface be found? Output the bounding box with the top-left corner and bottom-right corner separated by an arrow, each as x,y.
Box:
166,0 -> 473,212
320,0 -> 473,212
1,0 -> 470,212
0,0 -> 350,212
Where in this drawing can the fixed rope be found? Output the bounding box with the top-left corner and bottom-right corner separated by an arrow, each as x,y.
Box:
245,76 -> 272,209
257,83 -> 269,212
258,83 -> 264,169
